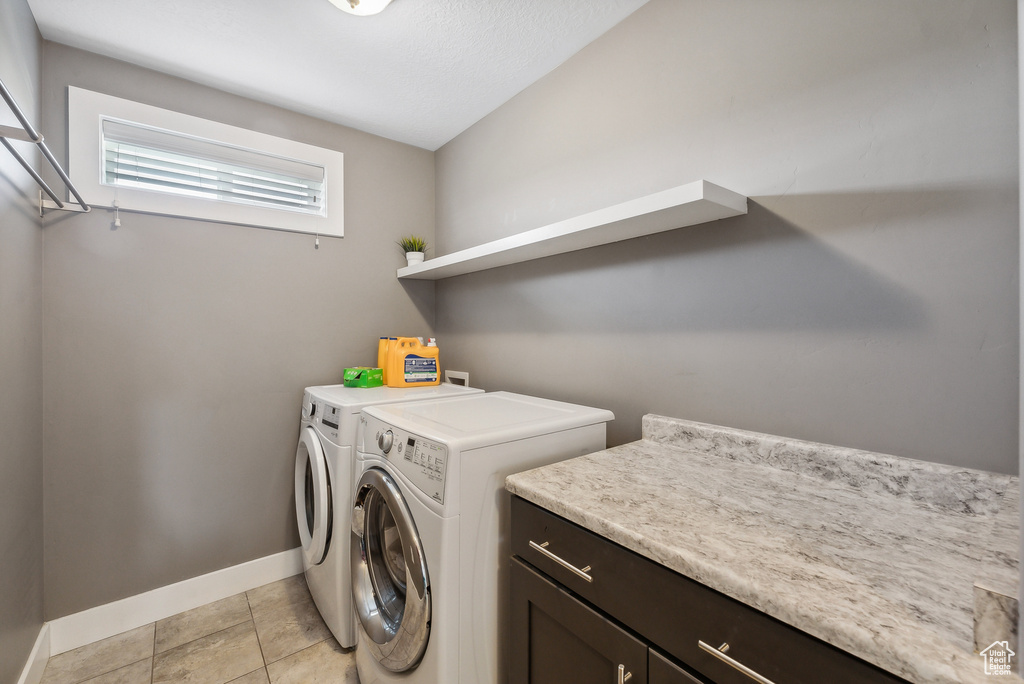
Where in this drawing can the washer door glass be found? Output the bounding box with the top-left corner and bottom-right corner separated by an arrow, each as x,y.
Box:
351,467 -> 430,672
295,426 -> 332,566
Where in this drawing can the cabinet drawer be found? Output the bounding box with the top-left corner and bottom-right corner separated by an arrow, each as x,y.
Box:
511,497 -> 907,684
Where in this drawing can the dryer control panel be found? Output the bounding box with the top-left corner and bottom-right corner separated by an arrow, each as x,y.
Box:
365,420 -> 449,505
317,402 -> 342,441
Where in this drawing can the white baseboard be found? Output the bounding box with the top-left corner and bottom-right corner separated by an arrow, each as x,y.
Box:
16,623 -> 49,684
48,547 -> 302,656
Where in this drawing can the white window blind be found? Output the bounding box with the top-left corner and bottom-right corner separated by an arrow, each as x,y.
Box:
69,87 -> 343,237
102,119 -> 325,216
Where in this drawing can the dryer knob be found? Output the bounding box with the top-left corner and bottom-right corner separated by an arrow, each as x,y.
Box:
379,430 -> 394,454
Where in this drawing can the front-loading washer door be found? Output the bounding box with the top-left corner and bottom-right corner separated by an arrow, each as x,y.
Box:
295,426 -> 332,566
351,466 -> 431,673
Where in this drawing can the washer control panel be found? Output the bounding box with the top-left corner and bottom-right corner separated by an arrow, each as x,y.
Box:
365,418 -> 449,505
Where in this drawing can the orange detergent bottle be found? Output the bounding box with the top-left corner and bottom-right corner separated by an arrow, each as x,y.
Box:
386,337 -> 440,387
377,337 -> 393,384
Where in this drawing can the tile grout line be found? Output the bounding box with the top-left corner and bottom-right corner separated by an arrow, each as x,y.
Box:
150,618 -> 265,684
245,588 -> 271,680
52,656 -> 153,684
54,580 -> 336,684
45,627 -> 156,684
245,577 -> 338,677
153,615 -> 252,657
151,619 -> 156,684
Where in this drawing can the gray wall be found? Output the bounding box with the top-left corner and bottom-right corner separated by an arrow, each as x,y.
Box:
40,44 -> 435,619
0,0 -> 44,680
435,0 -> 1019,473
11,0 -> 1020,633
1019,0 -> 1024,653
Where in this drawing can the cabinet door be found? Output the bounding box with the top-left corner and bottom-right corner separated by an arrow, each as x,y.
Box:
510,557 -> 648,684
649,650 -> 707,684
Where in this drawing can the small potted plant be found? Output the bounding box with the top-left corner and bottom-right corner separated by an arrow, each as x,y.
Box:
398,235 -> 427,266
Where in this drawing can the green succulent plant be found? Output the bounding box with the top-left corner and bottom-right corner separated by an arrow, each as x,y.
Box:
397,235 -> 427,253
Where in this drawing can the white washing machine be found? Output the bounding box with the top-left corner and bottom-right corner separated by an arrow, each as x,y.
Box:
350,391 -> 614,683
294,383 -> 482,648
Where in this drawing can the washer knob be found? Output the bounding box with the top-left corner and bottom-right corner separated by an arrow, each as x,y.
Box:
378,429 -> 394,454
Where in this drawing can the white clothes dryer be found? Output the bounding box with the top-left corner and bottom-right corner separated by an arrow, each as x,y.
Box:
295,383 -> 482,648
351,391 -> 613,683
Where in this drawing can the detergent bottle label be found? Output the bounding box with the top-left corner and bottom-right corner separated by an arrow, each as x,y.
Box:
404,355 -> 438,383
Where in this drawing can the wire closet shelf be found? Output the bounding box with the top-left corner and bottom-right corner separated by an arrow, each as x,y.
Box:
0,75 -> 90,213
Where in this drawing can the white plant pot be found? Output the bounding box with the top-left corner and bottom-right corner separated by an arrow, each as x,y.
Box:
405,251 -> 425,266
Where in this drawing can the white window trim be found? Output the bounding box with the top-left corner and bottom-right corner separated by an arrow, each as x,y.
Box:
68,86 -> 344,237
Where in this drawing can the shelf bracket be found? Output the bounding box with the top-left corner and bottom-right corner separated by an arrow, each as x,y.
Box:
39,190 -> 91,216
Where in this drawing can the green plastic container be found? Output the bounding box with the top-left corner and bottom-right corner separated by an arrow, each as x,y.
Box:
343,367 -> 384,388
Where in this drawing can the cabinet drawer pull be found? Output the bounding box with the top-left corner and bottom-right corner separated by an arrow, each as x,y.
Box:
528,540 -> 593,582
698,640 -> 776,684
617,663 -> 632,683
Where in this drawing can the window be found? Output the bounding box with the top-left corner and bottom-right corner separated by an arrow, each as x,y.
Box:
68,87 -> 343,236
101,119 -> 326,215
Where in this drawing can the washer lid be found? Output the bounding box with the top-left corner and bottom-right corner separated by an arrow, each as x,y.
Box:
363,392 -> 614,450
305,382 -> 482,411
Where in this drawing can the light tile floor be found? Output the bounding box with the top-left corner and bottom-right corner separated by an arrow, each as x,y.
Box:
40,575 -> 359,684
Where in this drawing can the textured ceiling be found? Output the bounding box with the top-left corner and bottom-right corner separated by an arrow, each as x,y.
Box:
26,0 -> 649,150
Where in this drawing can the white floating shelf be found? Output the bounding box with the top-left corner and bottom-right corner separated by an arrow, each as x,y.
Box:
397,180 -> 747,281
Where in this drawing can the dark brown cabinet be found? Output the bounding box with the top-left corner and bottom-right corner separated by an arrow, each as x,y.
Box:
510,558 -> 648,684
649,650 -> 705,684
509,496 -> 908,684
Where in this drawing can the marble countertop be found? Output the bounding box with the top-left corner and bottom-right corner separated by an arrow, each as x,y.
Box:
505,415 -> 1020,684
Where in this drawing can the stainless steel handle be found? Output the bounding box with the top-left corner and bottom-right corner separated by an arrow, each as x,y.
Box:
528,540 -> 593,582
616,663 -> 632,683
698,641 -> 776,684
